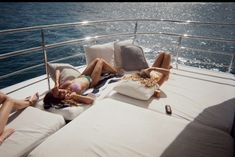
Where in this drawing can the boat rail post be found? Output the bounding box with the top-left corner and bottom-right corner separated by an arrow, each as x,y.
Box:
132,21 -> 138,44
176,36 -> 182,69
228,52 -> 235,73
41,29 -> 51,90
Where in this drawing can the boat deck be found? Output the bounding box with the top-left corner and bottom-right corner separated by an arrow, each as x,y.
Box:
2,65 -> 235,132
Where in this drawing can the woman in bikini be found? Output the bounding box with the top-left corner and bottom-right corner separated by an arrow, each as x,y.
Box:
0,92 -> 39,144
43,58 -> 121,108
140,51 -> 172,86
123,51 -> 172,88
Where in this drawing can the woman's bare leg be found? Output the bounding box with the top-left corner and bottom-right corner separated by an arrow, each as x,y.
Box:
89,59 -> 104,87
152,52 -> 165,67
0,98 -> 15,144
89,58 -> 118,87
83,58 -> 118,76
99,58 -> 117,74
152,53 -> 171,86
0,92 -> 39,144
160,53 -> 171,83
14,93 -> 39,109
0,128 -> 15,145
82,58 -> 101,76
161,53 -> 171,69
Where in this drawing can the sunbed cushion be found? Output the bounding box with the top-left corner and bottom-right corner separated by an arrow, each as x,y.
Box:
109,68 -> 235,135
0,106 -> 65,157
28,98 -> 234,157
84,42 -> 115,66
113,79 -> 158,100
120,44 -> 149,71
47,63 -> 81,84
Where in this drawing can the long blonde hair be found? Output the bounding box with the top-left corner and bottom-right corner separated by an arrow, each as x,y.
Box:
122,72 -> 159,87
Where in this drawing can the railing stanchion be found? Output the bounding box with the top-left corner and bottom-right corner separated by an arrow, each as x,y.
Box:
228,52 -> 235,73
133,21 -> 138,44
41,29 -> 51,90
176,36 -> 182,69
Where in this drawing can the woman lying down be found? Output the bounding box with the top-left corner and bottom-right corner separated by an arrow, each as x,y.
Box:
43,52 -> 171,108
43,58 -> 123,109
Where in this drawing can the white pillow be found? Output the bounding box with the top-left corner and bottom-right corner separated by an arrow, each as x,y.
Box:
48,106 -> 90,121
114,39 -> 133,67
84,42 -> 114,65
47,63 -> 81,85
113,79 -> 158,100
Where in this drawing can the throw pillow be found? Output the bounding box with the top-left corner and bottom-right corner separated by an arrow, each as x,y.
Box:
120,44 -> 149,71
47,63 -> 81,84
113,39 -> 133,67
113,79 -> 159,100
84,42 -> 114,66
48,106 -> 90,121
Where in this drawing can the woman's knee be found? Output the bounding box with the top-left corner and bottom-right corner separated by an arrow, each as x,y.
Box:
96,58 -> 104,65
0,93 -> 8,104
94,58 -> 101,62
4,98 -> 14,106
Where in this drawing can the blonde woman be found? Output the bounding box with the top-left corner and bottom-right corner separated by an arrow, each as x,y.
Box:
124,51 -> 172,87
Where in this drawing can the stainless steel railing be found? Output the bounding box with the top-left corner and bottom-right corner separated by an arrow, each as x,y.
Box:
0,18 -> 235,94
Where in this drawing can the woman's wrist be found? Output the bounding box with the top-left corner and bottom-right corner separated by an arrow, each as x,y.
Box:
55,81 -> 59,87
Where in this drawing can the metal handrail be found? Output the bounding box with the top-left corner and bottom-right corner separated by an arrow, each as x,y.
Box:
0,18 -> 235,93
180,46 -> 233,57
49,53 -> 85,64
1,32 -> 234,60
0,46 -> 43,60
0,63 -> 44,80
1,18 -> 235,35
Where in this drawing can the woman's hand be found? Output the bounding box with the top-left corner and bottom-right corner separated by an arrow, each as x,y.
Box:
64,93 -> 70,100
138,69 -> 150,78
65,92 -> 76,100
54,82 -> 59,89
52,86 -> 59,97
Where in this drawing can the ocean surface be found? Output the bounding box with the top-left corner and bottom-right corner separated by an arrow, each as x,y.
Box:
0,2 -> 235,89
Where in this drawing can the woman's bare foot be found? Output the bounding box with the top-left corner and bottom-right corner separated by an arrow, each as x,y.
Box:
25,92 -> 39,106
0,128 -> 15,145
115,67 -> 125,77
87,93 -> 96,99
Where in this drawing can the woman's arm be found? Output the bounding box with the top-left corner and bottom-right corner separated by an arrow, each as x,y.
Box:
55,69 -> 60,88
69,93 -> 94,104
147,67 -> 170,73
144,67 -> 170,78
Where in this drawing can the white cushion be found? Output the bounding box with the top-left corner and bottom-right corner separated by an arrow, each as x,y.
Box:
48,106 -> 90,121
47,63 -> 81,84
0,106 -> 65,157
113,39 -> 133,67
28,99 -> 234,157
113,79 -> 158,100
84,42 -> 114,65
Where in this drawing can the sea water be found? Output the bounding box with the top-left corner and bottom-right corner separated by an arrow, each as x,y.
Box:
0,2 -> 234,89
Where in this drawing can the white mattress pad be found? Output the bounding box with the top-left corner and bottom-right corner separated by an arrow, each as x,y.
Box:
0,106 -> 65,157
28,98 -> 233,157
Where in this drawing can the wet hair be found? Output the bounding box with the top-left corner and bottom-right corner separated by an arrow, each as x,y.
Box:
43,91 -> 64,110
